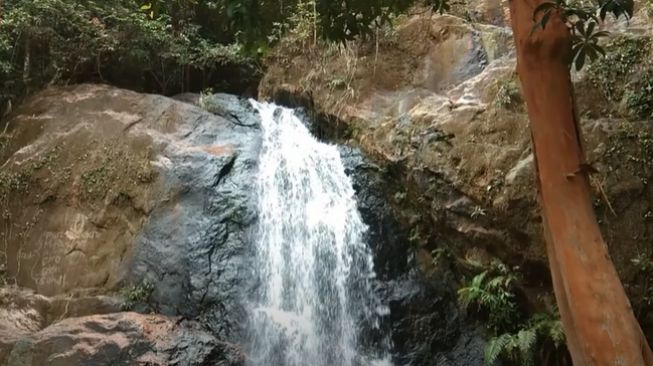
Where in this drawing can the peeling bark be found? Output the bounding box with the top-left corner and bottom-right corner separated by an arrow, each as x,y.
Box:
508,0 -> 653,364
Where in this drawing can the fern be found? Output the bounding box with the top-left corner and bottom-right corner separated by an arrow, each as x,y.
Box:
548,320 -> 566,347
458,263 -> 519,332
484,311 -> 566,365
516,328 -> 537,365
485,334 -> 512,365
461,263 -> 567,365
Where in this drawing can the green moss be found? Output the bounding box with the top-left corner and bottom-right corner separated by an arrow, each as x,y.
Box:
0,171 -> 31,196
29,148 -> 59,171
79,143 -> 155,200
603,123 -> 653,184
81,166 -> 110,199
585,35 -> 653,118
624,68 -> 653,120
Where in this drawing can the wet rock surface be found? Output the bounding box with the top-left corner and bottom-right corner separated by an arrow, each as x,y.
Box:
383,275 -> 484,366
340,146 -> 485,365
0,84 -> 483,365
128,92 -> 261,338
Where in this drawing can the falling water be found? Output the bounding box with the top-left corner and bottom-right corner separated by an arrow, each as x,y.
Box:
246,101 -> 391,366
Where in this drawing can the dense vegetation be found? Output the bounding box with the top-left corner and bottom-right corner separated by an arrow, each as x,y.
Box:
0,0 -> 445,117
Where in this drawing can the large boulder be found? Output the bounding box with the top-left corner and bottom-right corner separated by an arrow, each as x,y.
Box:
127,92 -> 260,338
3,312 -> 244,366
0,85 -> 260,312
0,84 -> 261,364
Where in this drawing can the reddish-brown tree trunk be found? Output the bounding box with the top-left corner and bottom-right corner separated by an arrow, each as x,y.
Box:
508,0 -> 653,364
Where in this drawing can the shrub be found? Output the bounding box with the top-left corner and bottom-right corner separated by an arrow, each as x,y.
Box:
587,35 -> 651,105
495,77 -> 522,110
485,312 -> 565,366
121,279 -> 155,311
0,0 -> 258,116
459,261 -> 568,365
458,261 -> 520,332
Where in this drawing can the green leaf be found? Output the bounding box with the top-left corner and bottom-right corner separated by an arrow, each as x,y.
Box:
593,30 -> 610,39
599,0 -> 634,20
586,21 -> 596,36
485,334 -> 512,365
584,44 -> 597,60
575,47 -> 587,71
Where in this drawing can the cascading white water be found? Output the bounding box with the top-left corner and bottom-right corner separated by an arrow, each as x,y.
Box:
246,101 -> 391,366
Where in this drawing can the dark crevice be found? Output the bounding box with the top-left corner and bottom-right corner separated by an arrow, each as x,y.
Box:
215,156 -> 237,187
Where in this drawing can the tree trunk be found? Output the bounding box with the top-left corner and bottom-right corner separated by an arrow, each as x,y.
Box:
508,0 -> 653,364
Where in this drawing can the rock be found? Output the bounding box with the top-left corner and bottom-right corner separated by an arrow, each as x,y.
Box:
339,146 -> 409,279
383,274 -> 485,366
2,312 -> 245,366
127,92 -> 260,340
260,11 -> 653,286
0,81 -> 499,365
0,84 -> 262,355
338,146 -> 485,365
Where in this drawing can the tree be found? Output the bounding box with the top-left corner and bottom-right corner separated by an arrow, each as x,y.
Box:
509,0 -> 653,364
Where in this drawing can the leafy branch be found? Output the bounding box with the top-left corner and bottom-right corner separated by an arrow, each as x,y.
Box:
532,0 -> 634,70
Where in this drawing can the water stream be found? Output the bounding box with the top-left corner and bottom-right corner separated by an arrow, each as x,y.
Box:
246,102 -> 391,366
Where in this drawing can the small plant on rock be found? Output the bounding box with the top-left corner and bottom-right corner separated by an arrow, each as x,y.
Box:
121,279 -> 154,311
458,261 -> 519,332
495,77 -> 522,109
459,261 -> 568,365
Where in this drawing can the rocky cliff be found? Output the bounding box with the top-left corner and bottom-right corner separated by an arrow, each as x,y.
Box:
259,8 -> 653,339
0,84 -> 485,365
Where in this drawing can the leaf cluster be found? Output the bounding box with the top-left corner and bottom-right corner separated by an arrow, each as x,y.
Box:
458,261 -> 520,332
532,0 -> 634,70
458,262 -> 567,365
485,312 -> 565,365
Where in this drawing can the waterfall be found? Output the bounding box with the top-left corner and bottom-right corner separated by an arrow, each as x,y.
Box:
246,101 -> 391,366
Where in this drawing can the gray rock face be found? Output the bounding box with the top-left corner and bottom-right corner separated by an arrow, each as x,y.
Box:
382,275 -> 484,366
339,146 -> 409,280
128,93 -> 261,339
0,85 -> 260,364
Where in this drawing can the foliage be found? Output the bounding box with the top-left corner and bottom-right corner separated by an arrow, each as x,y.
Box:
486,312 -> 565,365
0,0 -> 261,115
631,253 -> 653,308
531,0 -> 632,70
459,261 -> 567,365
603,122 -> 653,184
624,68 -> 653,119
585,35 -> 652,116
458,261 -> 519,332
121,279 -> 155,310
